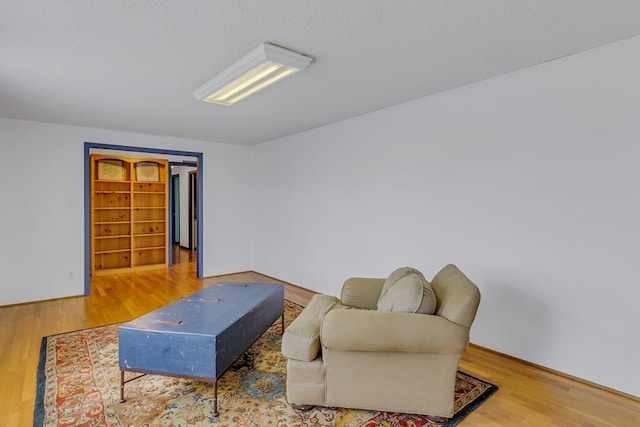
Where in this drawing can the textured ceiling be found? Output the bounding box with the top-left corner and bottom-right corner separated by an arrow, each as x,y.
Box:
2,1 -> 640,145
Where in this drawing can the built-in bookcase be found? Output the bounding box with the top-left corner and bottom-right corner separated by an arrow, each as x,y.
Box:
90,154 -> 168,276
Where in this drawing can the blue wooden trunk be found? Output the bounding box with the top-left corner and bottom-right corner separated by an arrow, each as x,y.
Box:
119,282 -> 284,380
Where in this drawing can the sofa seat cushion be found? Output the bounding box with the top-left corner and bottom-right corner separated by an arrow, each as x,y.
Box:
377,267 -> 437,314
282,294 -> 340,361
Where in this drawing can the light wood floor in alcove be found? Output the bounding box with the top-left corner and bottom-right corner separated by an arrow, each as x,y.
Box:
0,248 -> 637,426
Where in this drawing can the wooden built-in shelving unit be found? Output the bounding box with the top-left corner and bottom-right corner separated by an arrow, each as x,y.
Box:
90,155 -> 168,276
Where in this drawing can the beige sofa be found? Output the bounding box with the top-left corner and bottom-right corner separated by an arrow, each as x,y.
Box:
281,264 -> 481,419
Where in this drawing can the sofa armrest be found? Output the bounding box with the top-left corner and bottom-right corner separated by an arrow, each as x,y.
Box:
321,308 -> 469,354
282,294 -> 340,361
340,277 -> 385,309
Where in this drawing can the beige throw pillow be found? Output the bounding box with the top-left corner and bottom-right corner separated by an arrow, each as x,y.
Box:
377,267 -> 437,314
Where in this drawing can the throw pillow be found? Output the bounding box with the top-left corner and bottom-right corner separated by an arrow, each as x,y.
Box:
377,267 -> 437,314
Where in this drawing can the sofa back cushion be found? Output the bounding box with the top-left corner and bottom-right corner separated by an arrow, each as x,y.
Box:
430,264 -> 481,328
377,267 -> 437,314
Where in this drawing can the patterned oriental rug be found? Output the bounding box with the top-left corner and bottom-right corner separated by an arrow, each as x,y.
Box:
34,301 -> 498,427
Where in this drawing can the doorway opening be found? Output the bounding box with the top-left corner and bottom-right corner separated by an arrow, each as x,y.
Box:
172,174 -> 180,245
170,162 -> 198,265
84,142 -> 203,295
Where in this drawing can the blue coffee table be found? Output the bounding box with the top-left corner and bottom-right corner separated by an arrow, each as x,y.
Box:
118,282 -> 284,416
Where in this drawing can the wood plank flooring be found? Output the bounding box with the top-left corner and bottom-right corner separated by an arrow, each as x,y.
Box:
0,251 -> 637,426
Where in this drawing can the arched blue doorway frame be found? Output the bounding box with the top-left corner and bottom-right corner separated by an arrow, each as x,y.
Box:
84,142 -> 203,295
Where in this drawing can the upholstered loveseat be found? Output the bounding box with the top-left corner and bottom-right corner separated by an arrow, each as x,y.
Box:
281,264 -> 481,419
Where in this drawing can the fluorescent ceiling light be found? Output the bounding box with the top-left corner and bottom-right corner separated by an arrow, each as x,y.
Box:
193,43 -> 313,106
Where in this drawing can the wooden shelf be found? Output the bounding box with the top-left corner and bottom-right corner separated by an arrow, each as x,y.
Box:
95,249 -> 131,255
90,154 -> 168,275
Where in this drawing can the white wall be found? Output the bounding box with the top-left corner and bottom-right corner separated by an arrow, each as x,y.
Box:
252,36 -> 640,396
0,118 -> 254,305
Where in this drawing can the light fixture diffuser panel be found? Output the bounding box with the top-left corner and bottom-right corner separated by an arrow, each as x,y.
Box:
193,43 -> 313,106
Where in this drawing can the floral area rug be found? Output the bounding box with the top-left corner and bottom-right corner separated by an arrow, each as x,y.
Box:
34,301 -> 497,426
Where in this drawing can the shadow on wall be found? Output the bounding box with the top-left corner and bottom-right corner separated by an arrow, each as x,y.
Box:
474,280 -> 550,360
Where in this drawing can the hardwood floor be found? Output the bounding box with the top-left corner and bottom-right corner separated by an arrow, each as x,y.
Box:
0,252 -> 637,426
